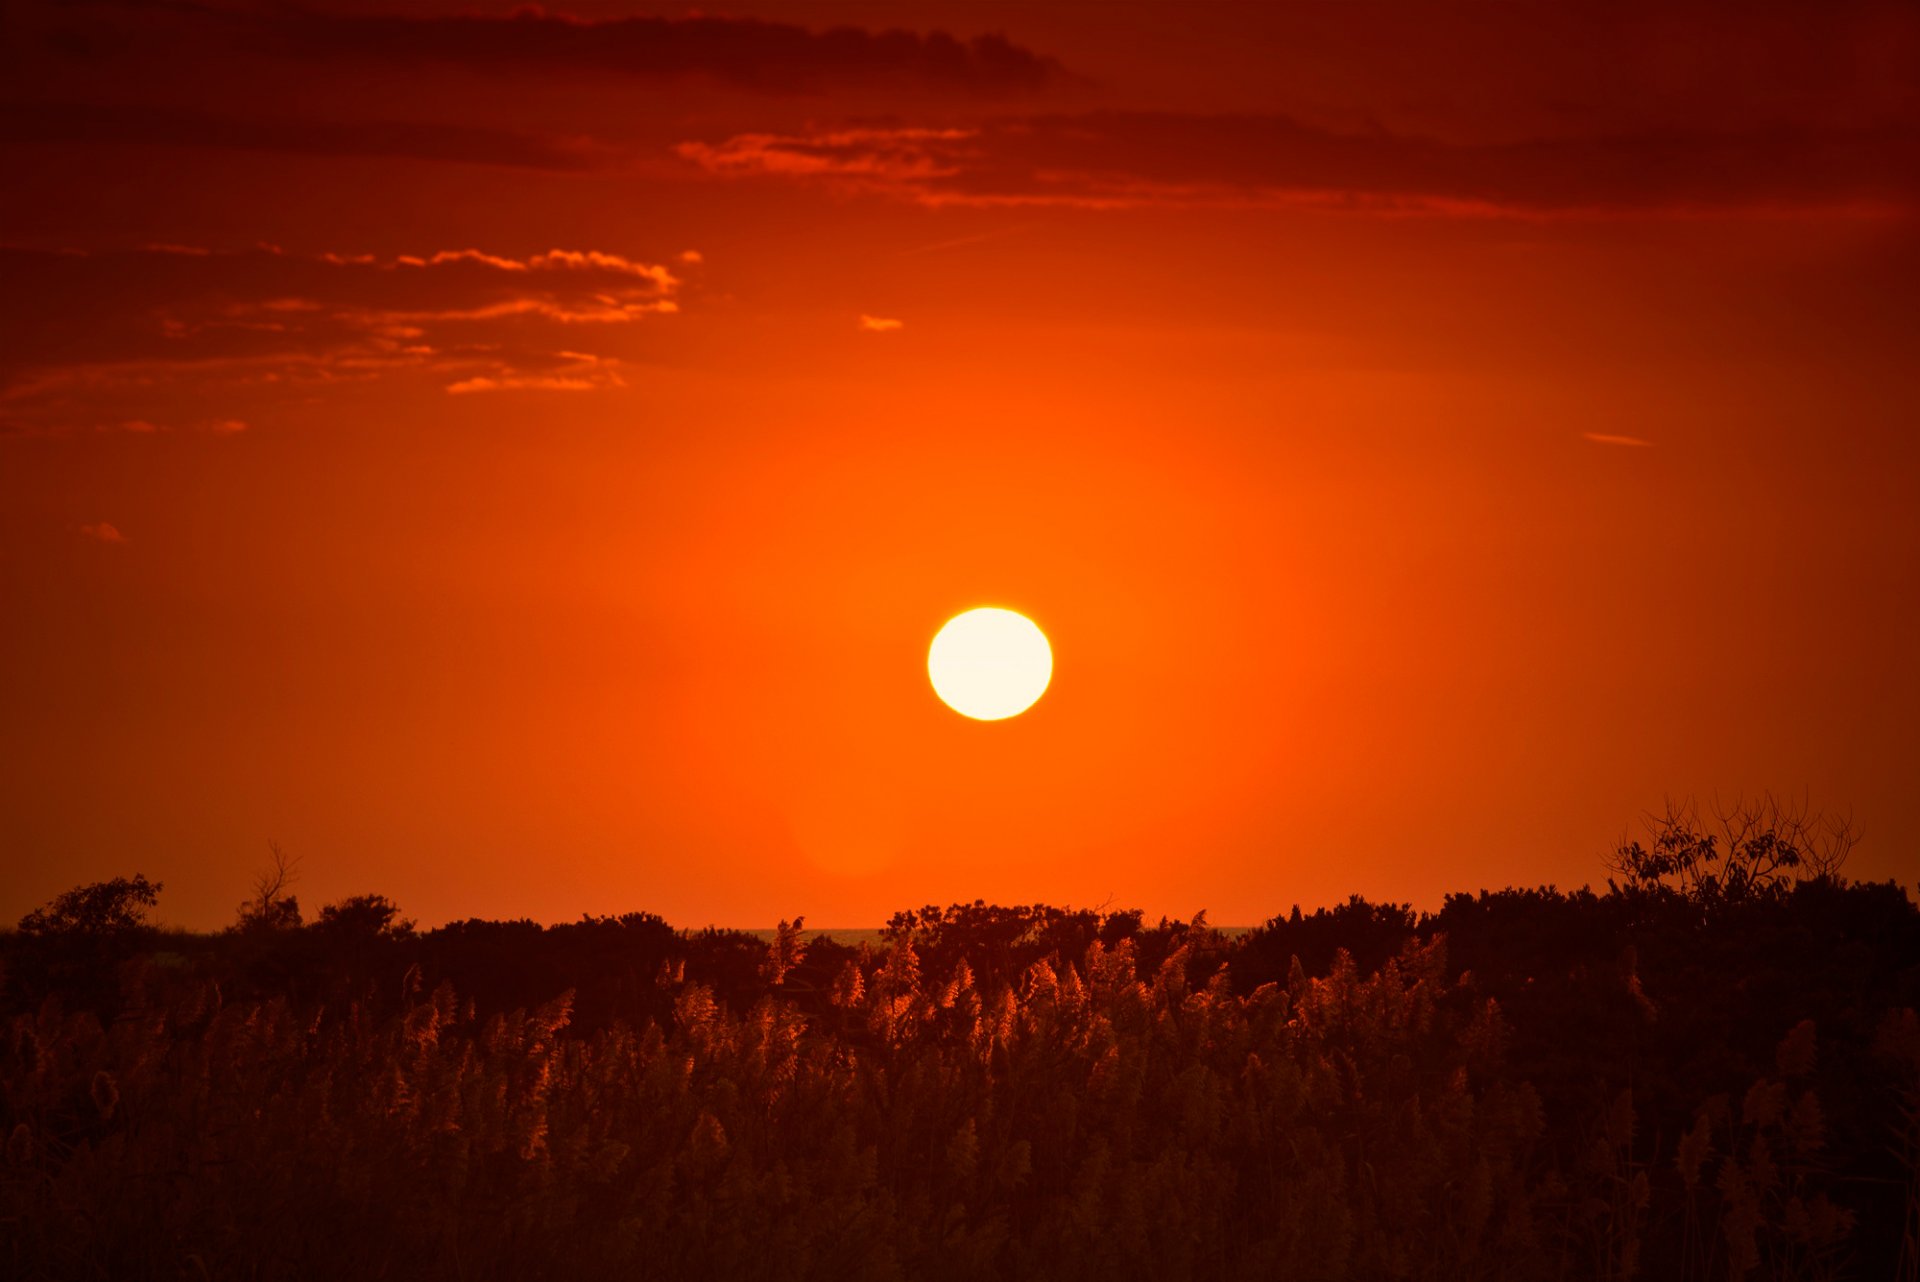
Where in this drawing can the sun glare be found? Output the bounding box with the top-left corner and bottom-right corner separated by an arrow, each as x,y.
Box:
927,607 -> 1052,721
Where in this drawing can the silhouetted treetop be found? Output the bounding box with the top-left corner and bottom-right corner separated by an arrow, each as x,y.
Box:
15,874 -> 161,939
314,893 -> 414,940
233,840 -> 302,932
1606,792 -> 1855,908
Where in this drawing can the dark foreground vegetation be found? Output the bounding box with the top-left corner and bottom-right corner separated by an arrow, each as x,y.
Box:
3,806 -> 1918,1280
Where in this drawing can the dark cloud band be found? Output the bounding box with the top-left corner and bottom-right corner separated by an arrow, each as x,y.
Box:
0,101 -> 597,170
42,2 -> 1061,95
678,112 -> 1920,215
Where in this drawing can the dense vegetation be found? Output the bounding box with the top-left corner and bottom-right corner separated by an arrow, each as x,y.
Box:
3,812 -> 1917,1280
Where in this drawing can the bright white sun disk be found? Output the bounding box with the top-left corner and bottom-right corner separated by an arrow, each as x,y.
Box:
927,607 -> 1052,721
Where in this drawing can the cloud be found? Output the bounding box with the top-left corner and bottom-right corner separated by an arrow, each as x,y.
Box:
30,4 -> 1060,96
393,248 -> 678,282
446,376 -> 593,395
680,127 -> 975,181
858,315 -> 905,333
0,245 -> 683,434
445,351 -> 627,395
678,114 -> 1920,217
79,522 -> 126,544
1583,433 -> 1654,447
259,7 -> 1059,94
0,100 -> 599,170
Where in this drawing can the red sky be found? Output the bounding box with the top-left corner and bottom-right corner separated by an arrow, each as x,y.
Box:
2,1 -> 1916,929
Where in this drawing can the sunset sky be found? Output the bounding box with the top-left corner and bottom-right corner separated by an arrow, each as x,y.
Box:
3,1 -> 1916,930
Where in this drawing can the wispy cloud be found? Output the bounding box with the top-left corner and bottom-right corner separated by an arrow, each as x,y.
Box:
78,522 -> 126,544
26,4 -> 1061,97
1583,433 -> 1654,448
445,352 -> 627,395
0,245 -> 684,434
446,376 -> 592,394
242,7 -> 1061,94
680,127 -> 975,182
858,315 -> 905,333
678,114 -> 1920,217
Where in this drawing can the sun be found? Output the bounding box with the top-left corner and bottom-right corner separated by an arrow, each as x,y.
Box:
928,607 -> 1053,721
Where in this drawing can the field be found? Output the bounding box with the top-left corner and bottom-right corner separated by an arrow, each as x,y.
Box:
4,854 -> 1918,1281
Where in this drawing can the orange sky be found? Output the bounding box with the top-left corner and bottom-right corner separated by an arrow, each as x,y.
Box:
3,1 -> 1916,929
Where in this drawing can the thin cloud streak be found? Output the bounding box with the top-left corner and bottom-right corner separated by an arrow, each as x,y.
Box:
445,352 -> 628,395
32,3 -> 1062,96
0,245 -> 682,434
677,114 -> 1920,217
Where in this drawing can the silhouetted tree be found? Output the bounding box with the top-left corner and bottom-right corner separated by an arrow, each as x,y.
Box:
234,840 -> 302,931
9,874 -> 166,1012
1607,793 -> 1855,907
314,893 -> 414,941
884,900 -> 1121,988
1232,894 -> 1417,989
16,874 -> 162,939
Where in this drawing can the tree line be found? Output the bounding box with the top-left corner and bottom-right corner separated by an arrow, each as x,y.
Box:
2,799 -> 1915,1279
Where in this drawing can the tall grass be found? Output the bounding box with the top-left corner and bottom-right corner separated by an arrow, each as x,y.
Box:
2,929 -> 1887,1280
